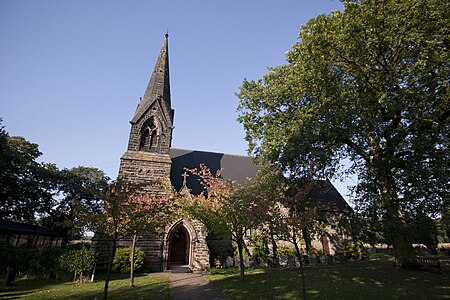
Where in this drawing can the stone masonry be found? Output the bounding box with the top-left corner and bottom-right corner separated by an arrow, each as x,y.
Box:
92,34 -> 210,272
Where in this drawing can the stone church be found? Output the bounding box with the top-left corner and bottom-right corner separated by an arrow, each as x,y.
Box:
97,34 -> 351,272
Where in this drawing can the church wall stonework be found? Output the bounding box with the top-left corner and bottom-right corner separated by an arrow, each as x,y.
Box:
92,35 -> 212,272
126,103 -> 172,154
189,219 -> 210,270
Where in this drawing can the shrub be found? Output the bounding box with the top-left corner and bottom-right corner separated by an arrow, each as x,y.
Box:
277,246 -> 296,258
252,234 -> 267,262
113,247 -> 145,274
59,248 -> 97,282
343,244 -> 360,260
15,249 -> 34,276
30,247 -> 64,278
0,241 -> 15,273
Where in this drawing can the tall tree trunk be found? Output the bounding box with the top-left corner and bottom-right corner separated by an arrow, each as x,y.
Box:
237,237 -> 245,280
292,229 -> 307,300
385,202 -> 415,267
377,167 -> 415,267
130,234 -> 137,287
103,234 -> 117,300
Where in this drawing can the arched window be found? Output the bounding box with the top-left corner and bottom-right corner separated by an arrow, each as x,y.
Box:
139,117 -> 158,151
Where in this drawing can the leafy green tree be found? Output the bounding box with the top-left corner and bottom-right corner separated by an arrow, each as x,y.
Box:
41,166 -> 110,241
409,212 -> 439,254
77,179 -> 174,299
237,0 -> 449,266
250,165 -> 316,300
119,179 -> 174,287
0,121 -> 57,222
0,120 -> 109,241
59,248 -> 97,282
181,164 -> 268,280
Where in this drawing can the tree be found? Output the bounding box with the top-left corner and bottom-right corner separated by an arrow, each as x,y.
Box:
119,180 -> 174,287
0,119 -> 110,240
0,121 -> 57,222
249,165 -> 317,300
76,179 -> 131,300
77,179 -> 174,299
41,166 -> 110,242
237,0 -> 449,266
59,248 -> 97,282
181,164 -> 267,280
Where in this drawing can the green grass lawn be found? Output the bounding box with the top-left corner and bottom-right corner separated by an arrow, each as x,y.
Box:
206,256 -> 450,299
0,274 -> 169,300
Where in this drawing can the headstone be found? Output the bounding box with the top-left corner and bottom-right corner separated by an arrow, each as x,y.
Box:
225,256 -> 234,268
279,256 -> 288,266
268,257 -> 278,267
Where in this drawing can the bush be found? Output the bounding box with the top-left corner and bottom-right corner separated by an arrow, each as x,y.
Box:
59,248 -> 96,282
252,234 -> 267,262
343,244 -> 360,260
277,246 -> 296,258
0,241 -> 15,273
113,247 -> 145,274
30,247 -> 64,278
15,249 -> 34,276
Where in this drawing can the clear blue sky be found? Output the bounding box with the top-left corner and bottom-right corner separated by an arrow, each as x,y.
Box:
0,0 -> 354,199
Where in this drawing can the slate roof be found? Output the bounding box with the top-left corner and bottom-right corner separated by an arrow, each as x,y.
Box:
0,219 -> 61,236
310,180 -> 352,213
169,148 -> 351,213
169,148 -> 257,195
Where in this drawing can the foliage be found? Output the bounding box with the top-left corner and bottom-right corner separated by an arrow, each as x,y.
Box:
41,166 -> 110,240
277,246 -> 296,258
251,234 -> 267,261
237,0 -> 449,266
30,247 -> 64,278
0,121 -> 58,222
59,248 -> 97,281
0,119 -> 110,240
78,179 -> 174,241
409,213 -> 439,253
76,179 -> 174,298
343,244 -> 359,260
180,164 -> 268,279
14,249 -> 34,276
113,247 -> 145,274
0,241 -> 16,272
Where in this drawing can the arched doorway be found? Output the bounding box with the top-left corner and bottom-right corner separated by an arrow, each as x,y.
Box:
168,225 -> 190,265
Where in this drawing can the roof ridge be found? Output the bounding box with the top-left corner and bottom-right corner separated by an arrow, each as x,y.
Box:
171,147 -> 251,159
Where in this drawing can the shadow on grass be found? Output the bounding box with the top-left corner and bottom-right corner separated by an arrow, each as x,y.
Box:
207,259 -> 450,300
0,273 -> 169,300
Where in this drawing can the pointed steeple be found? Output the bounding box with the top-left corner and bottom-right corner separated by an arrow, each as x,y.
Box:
132,34 -> 172,124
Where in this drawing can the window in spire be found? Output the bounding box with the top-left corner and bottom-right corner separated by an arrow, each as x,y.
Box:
139,117 -> 159,152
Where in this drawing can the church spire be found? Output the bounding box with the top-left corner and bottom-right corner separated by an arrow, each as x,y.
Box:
132,34 -> 172,124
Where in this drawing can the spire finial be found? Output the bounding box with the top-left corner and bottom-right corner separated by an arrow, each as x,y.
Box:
165,29 -> 169,38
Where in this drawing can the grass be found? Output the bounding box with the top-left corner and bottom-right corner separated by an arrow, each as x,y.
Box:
206,255 -> 450,299
0,273 -> 169,300
1,256 -> 448,299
